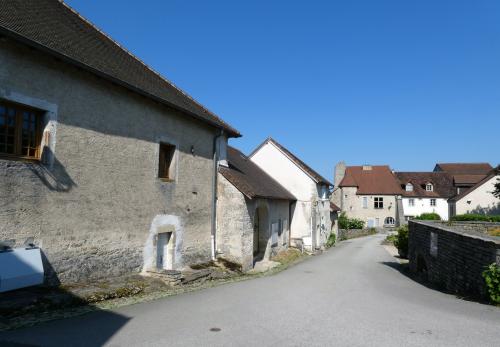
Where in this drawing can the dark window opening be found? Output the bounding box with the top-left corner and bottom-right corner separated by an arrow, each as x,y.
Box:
0,101 -> 42,160
158,142 -> 176,180
374,197 -> 384,209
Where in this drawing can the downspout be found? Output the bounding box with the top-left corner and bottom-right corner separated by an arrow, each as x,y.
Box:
211,129 -> 224,260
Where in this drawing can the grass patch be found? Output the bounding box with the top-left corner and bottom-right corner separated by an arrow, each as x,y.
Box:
487,228 -> 500,237
271,248 -> 304,266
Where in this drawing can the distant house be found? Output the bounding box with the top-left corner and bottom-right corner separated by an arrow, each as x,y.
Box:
434,163 -> 493,195
249,138 -> 332,251
216,147 -> 295,271
395,172 -> 455,221
0,0 -> 239,285
448,166 -> 500,216
332,163 -> 402,228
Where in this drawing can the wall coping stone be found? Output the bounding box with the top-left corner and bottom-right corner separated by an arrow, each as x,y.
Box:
409,220 -> 500,245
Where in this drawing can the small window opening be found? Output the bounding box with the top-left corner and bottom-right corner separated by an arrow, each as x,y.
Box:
374,197 -> 384,209
158,143 -> 176,180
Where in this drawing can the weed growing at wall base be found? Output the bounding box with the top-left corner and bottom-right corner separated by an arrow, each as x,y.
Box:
482,263 -> 500,305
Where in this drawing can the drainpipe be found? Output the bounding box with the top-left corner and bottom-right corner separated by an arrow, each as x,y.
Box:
211,129 -> 224,260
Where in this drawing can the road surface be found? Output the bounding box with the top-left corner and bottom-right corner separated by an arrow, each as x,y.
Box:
1,234 -> 499,346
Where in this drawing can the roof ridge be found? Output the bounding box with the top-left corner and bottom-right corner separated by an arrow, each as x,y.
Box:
59,1 -> 226,125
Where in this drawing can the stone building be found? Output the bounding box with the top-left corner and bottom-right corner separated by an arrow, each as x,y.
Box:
332,163 -> 402,228
217,147 -> 296,271
249,138 -> 332,251
0,1 -> 239,284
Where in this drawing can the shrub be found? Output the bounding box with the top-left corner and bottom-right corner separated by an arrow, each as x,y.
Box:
326,233 -> 336,248
414,213 -> 441,220
482,263 -> 500,304
385,234 -> 398,245
451,214 -> 500,222
338,212 -> 365,230
394,224 -> 409,258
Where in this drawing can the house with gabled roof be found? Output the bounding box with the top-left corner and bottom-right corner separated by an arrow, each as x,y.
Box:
249,138 -> 333,251
216,146 -> 296,271
332,163 -> 403,228
0,0 -> 239,286
434,163 -> 493,195
448,166 -> 500,216
395,172 -> 455,220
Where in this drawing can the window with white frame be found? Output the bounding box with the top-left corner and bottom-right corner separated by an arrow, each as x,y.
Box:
384,217 -> 395,226
362,197 -> 368,209
430,199 -> 436,206
374,197 -> 383,209
408,199 -> 415,207
426,183 -> 433,191
405,183 -> 413,192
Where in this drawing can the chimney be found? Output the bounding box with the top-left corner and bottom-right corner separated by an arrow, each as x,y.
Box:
362,165 -> 372,171
334,161 -> 346,188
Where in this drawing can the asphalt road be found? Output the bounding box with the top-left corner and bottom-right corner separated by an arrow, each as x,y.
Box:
1,234 -> 499,347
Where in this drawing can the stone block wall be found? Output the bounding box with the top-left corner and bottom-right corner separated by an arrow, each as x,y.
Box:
408,221 -> 500,300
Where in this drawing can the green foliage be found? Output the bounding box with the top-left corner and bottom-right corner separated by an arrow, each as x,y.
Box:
385,233 -> 398,245
394,224 -> 409,258
414,212 -> 441,220
493,177 -> 500,199
338,212 -> 365,230
326,232 -> 336,248
451,214 -> 500,222
482,263 -> 500,304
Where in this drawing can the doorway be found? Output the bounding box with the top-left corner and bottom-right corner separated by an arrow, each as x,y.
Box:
253,206 -> 269,261
157,232 -> 172,270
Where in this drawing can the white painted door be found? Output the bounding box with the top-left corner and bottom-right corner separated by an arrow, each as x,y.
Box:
367,219 -> 374,228
157,233 -> 170,270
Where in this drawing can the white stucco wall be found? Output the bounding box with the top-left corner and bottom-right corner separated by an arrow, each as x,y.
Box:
402,198 -> 449,220
250,141 -> 331,250
455,175 -> 500,215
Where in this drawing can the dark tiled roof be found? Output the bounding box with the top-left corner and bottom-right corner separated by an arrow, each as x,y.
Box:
449,166 -> 500,202
330,202 -> 341,212
339,166 -> 401,195
453,174 -> 486,186
251,138 -> 332,186
434,163 -> 492,175
395,172 -> 455,199
0,0 -> 240,137
219,147 -> 296,200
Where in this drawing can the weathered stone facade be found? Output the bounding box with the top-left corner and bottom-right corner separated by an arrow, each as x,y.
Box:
216,174 -> 290,271
408,220 -> 500,300
0,38 -> 221,284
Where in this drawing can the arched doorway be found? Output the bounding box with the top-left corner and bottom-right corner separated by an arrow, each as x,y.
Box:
253,206 -> 269,261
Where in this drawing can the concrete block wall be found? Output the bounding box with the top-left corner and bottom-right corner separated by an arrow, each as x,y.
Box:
409,221 -> 500,300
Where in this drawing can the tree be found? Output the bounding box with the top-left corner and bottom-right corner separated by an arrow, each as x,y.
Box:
493,177 -> 500,199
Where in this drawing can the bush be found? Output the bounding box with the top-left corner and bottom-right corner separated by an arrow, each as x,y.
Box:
414,213 -> 441,220
451,214 -> 500,222
482,263 -> 500,304
385,234 -> 398,245
338,212 -> 365,230
326,233 -> 336,248
394,225 -> 409,258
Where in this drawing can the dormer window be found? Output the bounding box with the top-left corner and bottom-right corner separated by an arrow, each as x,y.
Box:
405,183 -> 413,192
426,183 -> 433,192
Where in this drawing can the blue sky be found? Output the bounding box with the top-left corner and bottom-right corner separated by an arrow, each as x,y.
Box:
66,0 -> 499,180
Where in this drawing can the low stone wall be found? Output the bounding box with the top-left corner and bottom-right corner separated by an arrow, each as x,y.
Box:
338,228 -> 377,240
408,220 -> 500,300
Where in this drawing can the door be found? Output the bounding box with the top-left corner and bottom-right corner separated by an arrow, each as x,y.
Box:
367,219 -> 374,228
157,233 -> 170,270
253,212 -> 260,255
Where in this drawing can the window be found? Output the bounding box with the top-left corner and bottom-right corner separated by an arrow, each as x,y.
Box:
430,199 -> 436,206
362,197 -> 368,209
0,101 -> 42,160
158,143 -> 176,180
384,217 -> 395,226
405,183 -> 413,192
408,199 -> 415,207
426,183 -> 433,191
374,197 -> 384,209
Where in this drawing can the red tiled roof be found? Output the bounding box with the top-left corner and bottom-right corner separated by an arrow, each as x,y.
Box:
330,202 -> 341,212
395,172 -> 455,199
453,174 -> 487,185
434,163 -> 492,175
449,166 -> 500,202
339,166 -> 401,195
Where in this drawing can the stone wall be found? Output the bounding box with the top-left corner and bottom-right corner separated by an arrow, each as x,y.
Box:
0,38 -> 218,284
408,220 -> 500,300
216,174 -> 290,271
